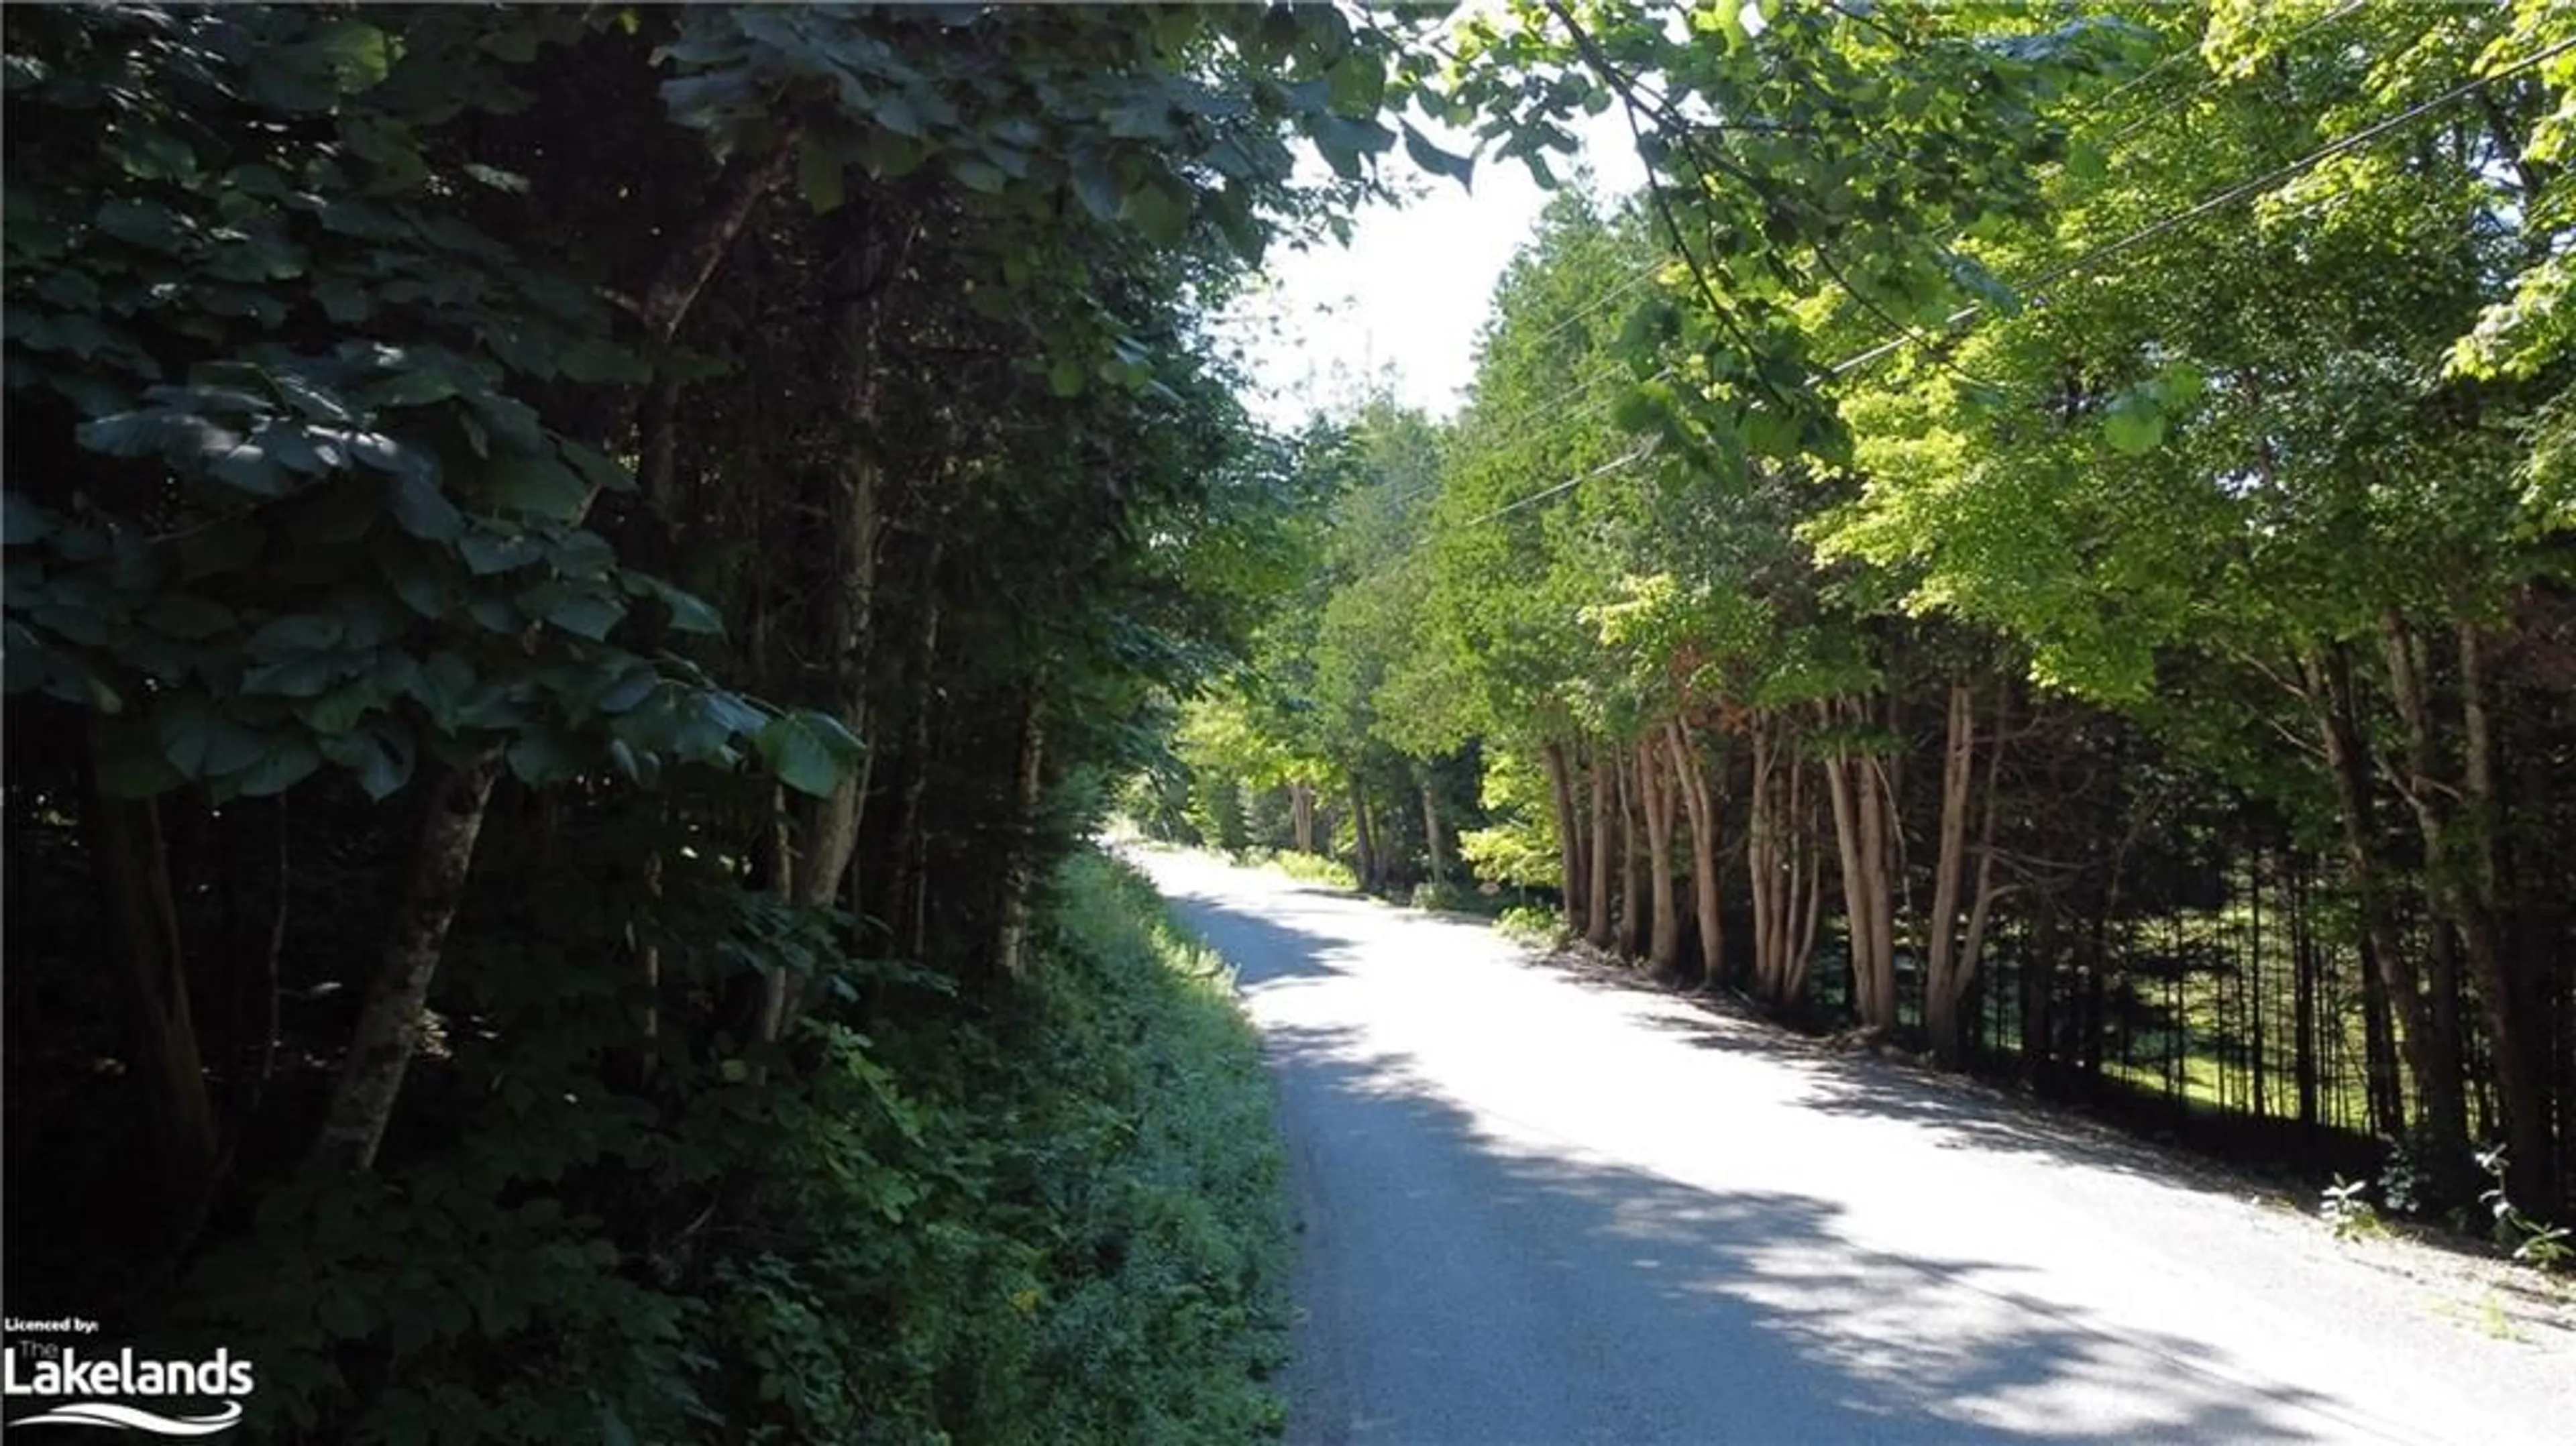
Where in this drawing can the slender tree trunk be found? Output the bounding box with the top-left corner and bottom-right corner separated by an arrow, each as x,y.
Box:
885,551 -> 947,959
1587,742 -> 1616,950
1420,775 -> 1447,889
1640,732 -> 1680,971
1617,750 -> 1644,958
2308,642 -> 2453,1154
1825,701 -> 1898,1032
311,145 -> 794,1164
994,695 -> 1047,977
1544,740 -> 1585,936
1856,752 -> 1898,1032
1350,775 -> 1378,893
313,754 -> 500,1172
1825,731 -> 1872,1023
1291,782 -> 1316,855
1747,718 -> 1779,1001
1925,683 -> 1976,1063
1668,720 -> 1723,989
83,769 -> 219,1221
2453,622 -> 2555,1207
2373,618 -> 2482,1192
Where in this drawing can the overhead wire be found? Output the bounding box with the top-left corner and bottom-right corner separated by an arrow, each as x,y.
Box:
1454,24 -> 2575,525
1433,2 -> 2368,488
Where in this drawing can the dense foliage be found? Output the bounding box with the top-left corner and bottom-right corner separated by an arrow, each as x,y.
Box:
1169,0 -> 2576,1230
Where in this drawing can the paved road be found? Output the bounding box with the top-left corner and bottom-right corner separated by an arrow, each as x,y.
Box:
1137,849 -> 2576,1446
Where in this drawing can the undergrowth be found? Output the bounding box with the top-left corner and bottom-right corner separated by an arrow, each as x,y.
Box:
174,848 -> 1289,1444
1256,848 -> 1360,891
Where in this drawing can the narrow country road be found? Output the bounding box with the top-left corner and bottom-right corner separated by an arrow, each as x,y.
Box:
1135,849 -> 2576,1446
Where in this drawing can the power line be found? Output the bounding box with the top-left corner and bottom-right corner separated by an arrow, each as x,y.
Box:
1826,30 -> 2576,378
1444,6 -> 2363,466
1460,441 -> 1658,527
1457,27 -> 2569,529
1440,15 -> 2565,532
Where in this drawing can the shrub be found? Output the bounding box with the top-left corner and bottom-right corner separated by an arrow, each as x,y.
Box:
1269,850 -> 1359,891
1497,904 -> 1566,946
173,850 -> 1290,1444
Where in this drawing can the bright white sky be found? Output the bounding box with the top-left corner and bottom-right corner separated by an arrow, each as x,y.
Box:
1224,104 -> 1650,428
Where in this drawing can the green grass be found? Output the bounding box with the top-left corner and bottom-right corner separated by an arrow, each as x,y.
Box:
1023,850 -> 1295,1444
1255,848 -> 1360,891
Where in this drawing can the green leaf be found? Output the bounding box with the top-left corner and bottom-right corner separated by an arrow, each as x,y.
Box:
235,737 -> 325,797
243,652 -> 350,698
949,156 -> 1007,194
246,613 -> 345,659
391,475 -> 466,542
2102,394 -> 2165,456
506,729 -> 582,785
161,706 -> 269,780
321,724 -> 416,800
1072,153 -> 1124,223
460,529 -> 544,575
480,453 -> 589,520
1400,121 -> 1475,188
1124,177 -> 1189,243
628,574 -> 724,634
559,442 -> 635,497
525,584 -> 626,641
798,135 -> 847,213
755,710 -> 862,797
1326,54 -> 1385,118
1048,357 -> 1087,398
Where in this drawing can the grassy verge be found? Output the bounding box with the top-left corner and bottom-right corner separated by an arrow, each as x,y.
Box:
1014,849 -> 1295,1443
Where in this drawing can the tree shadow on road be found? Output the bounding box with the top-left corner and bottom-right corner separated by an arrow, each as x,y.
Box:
1157,887 -> 2373,1446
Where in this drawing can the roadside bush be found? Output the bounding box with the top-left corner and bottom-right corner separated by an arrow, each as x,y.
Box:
1497,904 -> 1566,946
1269,850 -> 1360,890
172,848 -> 1289,1444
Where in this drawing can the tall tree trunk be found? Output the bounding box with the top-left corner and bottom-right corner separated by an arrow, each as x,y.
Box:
313,755 -> 500,1172
994,694 -> 1047,978
1350,775 -> 1378,894
2447,622 -> 2555,1207
1639,732 -> 1680,971
1925,683 -> 2008,1068
1824,700 -> 1898,1032
1924,683 -> 1976,1064
1420,774 -> 1447,889
1587,742 -> 1616,950
1617,750 -> 1644,958
1291,781 -> 1317,855
885,547 -> 947,960
1856,751 -> 1899,1032
1824,732 -> 1872,1023
83,769 -> 219,1223
1667,719 -> 1723,990
313,148 -> 794,1168
1747,717 -> 1779,1001
1544,740 -> 1585,936
2306,641 -> 2455,1156
2373,617 -> 2483,1194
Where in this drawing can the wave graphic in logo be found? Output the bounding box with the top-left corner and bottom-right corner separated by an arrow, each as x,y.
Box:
9,1400 -> 245,1435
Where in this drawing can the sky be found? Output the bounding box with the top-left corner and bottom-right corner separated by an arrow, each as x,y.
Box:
1224,105 -> 1650,429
